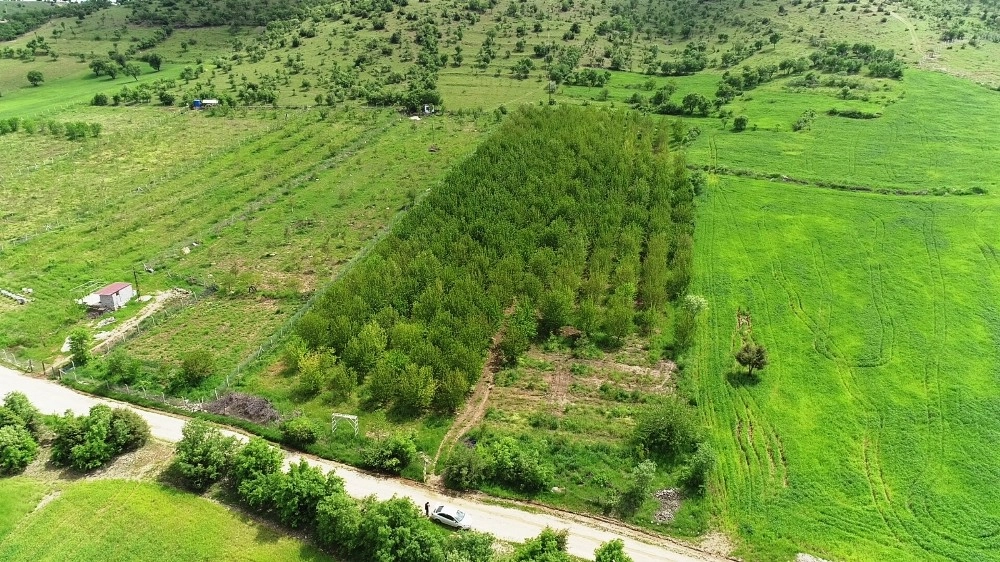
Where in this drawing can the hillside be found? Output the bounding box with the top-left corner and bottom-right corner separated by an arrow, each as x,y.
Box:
3,0 -> 1000,560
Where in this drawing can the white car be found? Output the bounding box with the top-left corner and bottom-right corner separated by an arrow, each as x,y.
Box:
430,504 -> 472,530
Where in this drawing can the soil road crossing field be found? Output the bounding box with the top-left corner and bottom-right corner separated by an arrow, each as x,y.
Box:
0,366 -> 727,562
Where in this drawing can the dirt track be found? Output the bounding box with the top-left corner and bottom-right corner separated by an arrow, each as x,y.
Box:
0,365 -> 732,562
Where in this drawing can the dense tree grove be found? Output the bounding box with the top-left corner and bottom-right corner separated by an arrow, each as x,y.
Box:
293,107 -> 695,414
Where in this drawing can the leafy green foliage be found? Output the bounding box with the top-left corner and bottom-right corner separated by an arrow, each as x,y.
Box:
595,539 -> 633,562
361,432 -> 417,474
632,399 -> 700,459
230,437 -> 284,489
442,444 -> 485,491
512,527 -> 570,562
241,460 -> 345,530
173,419 -> 239,492
51,405 -> 150,471
735,340 -> 768,376
481,436 -> 551,493
3,392 -> 41,439
615,460 -> 656,518
68,329 -> 91,366
179,349 -> 215,388
280,417 -> 318,447
0,426 -> 38,475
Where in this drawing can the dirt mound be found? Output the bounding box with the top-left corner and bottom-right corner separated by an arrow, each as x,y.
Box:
653,488 -> 683,523
203,392 -> 281,424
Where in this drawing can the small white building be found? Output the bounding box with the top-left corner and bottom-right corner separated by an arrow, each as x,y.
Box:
96,282 -> 134,311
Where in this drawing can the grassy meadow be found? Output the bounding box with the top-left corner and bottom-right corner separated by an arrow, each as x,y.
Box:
691,176 -> 1000,561
0,478 -> 332,561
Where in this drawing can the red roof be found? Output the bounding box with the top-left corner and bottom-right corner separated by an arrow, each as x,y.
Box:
96,282 -> 131,296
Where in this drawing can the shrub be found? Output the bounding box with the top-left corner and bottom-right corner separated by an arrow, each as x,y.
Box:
616,460 -> 656,518
51,405 -> 151,472
683,442 -> 715,493
91,92 -> 109,106
442,445 -> 485,490
179,349 -> 215,387
481,436 -> 551,493
732,115 -> 749,132
512,527 -> 570,561
447,531 -> 495,562
241,459 -> 345,530
105,349 -> 142,384
109,407 -> 150,452
632,398 -> 700,459
0,426 -> 38,474
595,539 -> 633,562
280,416 -> 318,447
354,497 -> 444,562
361,432 -> 417,474
0,407 -> 25,431
174,419 -> 239,491
230,437 -> 283,489
68,329 -> 91,366
316,492 -> 363,556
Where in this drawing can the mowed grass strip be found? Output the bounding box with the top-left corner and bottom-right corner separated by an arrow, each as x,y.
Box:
0,479 -> 332,562
0,478 -> 48,542
692,176 -> 1000,561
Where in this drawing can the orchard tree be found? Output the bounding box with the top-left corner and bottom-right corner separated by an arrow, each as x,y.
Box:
769,32 -> 781,50
147,52 -> 163,71
124,62 -> 142,81
736,340 -> 768,376
26,70 -> 43,86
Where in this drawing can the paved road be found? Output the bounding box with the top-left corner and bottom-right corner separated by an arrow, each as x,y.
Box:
0,366 -> 727,562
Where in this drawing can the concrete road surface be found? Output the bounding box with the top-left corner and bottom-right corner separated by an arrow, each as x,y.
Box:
0,365 -> 728,562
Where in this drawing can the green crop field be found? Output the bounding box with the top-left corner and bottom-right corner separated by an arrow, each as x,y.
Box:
692,176 -> 1000,561
0,478 -> 332,561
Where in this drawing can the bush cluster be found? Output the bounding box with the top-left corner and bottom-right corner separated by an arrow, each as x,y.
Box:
443,434 -> 552,494
51,404 -> 150,471
0,392 -> 42,475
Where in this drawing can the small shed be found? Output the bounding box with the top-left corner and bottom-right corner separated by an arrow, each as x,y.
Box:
96,282 -> 134,311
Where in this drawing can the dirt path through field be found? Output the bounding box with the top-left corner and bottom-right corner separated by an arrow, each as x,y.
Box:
0,365 -> 731,562
891,11 -> 922,58
429,328 -> 503,474
90,288 -> 190,356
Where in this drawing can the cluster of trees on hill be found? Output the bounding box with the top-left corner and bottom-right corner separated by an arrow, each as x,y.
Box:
125,0 -> 325,28
288,107 -> 694,418
174,420 -> 634,562
0,0 -> 109,41
810,42 -> 905,79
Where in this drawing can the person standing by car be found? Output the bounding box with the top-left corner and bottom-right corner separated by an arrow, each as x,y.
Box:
425,502 -> 430,517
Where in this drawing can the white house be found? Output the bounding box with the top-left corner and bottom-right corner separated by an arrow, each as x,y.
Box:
96,282 -> 134,311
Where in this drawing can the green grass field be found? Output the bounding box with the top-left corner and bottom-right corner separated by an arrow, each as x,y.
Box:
692,176 -> 1000,561
0,478 -> 332,561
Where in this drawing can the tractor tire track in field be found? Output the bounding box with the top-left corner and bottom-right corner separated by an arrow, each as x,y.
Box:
920,207 -> 949,464
716,187 -> 789,492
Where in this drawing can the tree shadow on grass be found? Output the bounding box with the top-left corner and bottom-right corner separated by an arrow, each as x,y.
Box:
725,370 -> 761,388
